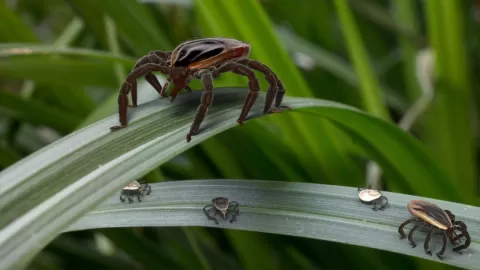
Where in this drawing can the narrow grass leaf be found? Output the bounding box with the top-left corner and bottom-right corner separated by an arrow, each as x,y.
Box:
0,44 -> 136,65
0,56 -> 124,88
334,0 -> 390,120
67,180 -> 480,270
0,2 -> 38,42
67,0 -> 171,55
0,90 -> 82,132
196,0 -> 363,188
349,0 -> 421,43
99,229 -> 181,269
424,0 -> 477,202
0,85 -> 463,269
275,26 -> 409,112
291,108 -> 464,203
392,0 -> 421,102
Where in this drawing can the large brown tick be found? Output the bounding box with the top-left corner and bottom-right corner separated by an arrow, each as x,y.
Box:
109,37 -> 290,142
398,200 -> 471,260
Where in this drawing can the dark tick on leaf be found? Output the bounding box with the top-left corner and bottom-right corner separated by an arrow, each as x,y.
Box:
109,37 -> 291,142
398,200 -> 471,260
120,181 -> 151,203
357,185 -> 388,211
203,197 -> 240,225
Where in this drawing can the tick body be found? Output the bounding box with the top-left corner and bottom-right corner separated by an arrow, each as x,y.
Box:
203,197 -> 240,225
120,181 -> 152,203
109,37 -> 290,142
398,200 -> 471,260
357,186 -> 388,211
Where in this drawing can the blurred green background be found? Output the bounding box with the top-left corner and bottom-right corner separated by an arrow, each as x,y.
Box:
1,0 -> 479,269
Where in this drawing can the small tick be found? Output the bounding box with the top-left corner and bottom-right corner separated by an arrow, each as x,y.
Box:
120,181 -> 152,203
398,200 -> 471,260
203,197 -> 240,225
357,186 -> 388,211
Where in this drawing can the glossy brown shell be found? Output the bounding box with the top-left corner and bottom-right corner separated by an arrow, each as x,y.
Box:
407,200 -> 452,230
170,38 -> 251,69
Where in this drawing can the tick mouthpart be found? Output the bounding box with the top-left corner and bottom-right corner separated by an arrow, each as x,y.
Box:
169,81 -> 185,103
221,209 -> 227,219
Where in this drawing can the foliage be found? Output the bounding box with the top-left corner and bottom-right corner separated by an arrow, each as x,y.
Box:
0,0 -> 479,269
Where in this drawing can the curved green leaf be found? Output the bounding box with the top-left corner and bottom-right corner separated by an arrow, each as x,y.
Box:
0,45 -> 135,88
67,0 -> 172,55
291,107 -> 465,203
67,180 -> 480,269
275,26 -> 409,112
0,87 -> 459,269
0,44 -> 135,64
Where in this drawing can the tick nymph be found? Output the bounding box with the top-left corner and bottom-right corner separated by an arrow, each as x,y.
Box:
120,181 -> 152,203
357,186 -> 388,211
203,197 -> 240,225
109,37 -> 290,142
398,200 -> 471,260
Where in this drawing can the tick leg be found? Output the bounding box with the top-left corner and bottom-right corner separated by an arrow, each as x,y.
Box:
110,82 -> 131,131
128,197 -> 134,203
186,69 -> 214,142
452,229 -> 471,253
110,62 -> 170,131
160,80 -> 170,97
214,62 -> 260,125
183,76 -> 193,92
229,201 -> 239,208
120,195 -> 125,203
235,59 -> 277,113
424,228 -> 434,256
203,205 -> 218,224
212,211 -> 219,225
398,218 -> 417,239
379,196 -> 388,210
453,220 -> 467,230
453,232 -> 467,242
444,210 -> 455,222
453,242 -> 470,253
236,59 -> 290,113
203,205 -> 213,218
145,72 -> 164,97
129,53 -> 169,106
436,231 -> 447,260
408,225 -> 419,247
230,212 -> 238,223
452,221 -> 470,252
145,184 -> 152,195
147,50 -> 171,59
158,79 -> 191,98
372,200 -> 378,211
137,195 -> 142,202
230,205 -> 240,223
127,80 -> 138,108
